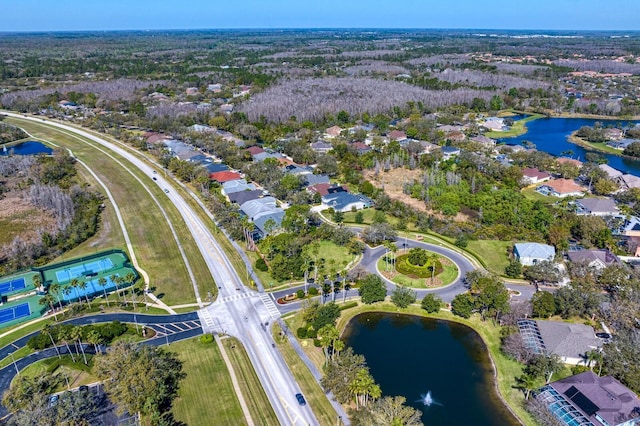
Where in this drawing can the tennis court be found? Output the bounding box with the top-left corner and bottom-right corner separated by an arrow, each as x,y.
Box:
58,274 -> 121,303
0,278 -> 26,294
55,258 -> 114,282
0,302 -> 31,324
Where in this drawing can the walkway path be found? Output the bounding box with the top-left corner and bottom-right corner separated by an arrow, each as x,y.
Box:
215,334 -> 255,426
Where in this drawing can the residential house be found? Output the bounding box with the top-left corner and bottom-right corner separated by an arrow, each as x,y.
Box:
599,164 -> 624,181
536,179 -> 585,198
220,103 -> 234,114
607,138 -> 638,150
202,163 -> 229,174
310,141 -> 333,153
227,189 -> 263,205
556,157 -> 583,168
445,131 -> 466,143
240,197 -> 284,238
307,183 -> 348,197
322,192 -> 372,213
536,372 -> 640,426
185,87 -> 199,96
207,83 -> 223,93
210,171 -> 242,183
470,135 -> 496,147
620,174 -> 640,190
521,168 -> 552,185
517,319 -> 602,365
387,130 -> 408,143
575,197 -> 619,216
350,142 -> 372,155
324,126 -> 343,139
441,146 -> 461,160
437,124 -> 463,133
604,128 -> 624,140
221,179 -> 256,196
567,249 -> 620,270
481,117 -> 507,132
513,242 -> 555,266
302,174 -> 330,187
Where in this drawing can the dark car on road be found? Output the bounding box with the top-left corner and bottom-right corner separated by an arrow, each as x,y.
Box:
295,393 -> 306,406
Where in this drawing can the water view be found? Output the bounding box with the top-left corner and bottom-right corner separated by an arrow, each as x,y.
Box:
499,117 -> 640,176
343,313 -> 519,426
0,141 -> 53,156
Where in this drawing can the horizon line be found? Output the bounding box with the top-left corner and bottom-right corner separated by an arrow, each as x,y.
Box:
1,27 -> 640,35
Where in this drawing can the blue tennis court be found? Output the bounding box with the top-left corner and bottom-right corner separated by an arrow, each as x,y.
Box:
55,259 -> 114,282
0,303 -> 31,324
0,278 -> 26,294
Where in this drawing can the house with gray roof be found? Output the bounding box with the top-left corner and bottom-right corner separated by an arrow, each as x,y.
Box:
441,146 -> 461,160
567,249 -> 620,270
240,197 -> 279,220
239,197 -> 284,239
311,141 -> 333,153
575,197 -> 619,217
518,319 -> 602,365
536,371 -> 640,426
203,163 -> 229,174
303,174 -> 330,187
514,242 -> 556,266
322,192 -> 373,213
227,189 -> 262,205
221,179 -> 256,196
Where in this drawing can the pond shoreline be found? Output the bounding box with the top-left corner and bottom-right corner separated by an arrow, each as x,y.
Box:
337,304 -> 529,425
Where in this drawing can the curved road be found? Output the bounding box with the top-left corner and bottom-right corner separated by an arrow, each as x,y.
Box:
3,113 -> 321,425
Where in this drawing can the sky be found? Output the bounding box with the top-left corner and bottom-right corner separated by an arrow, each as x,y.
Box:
3,0 -> 639,32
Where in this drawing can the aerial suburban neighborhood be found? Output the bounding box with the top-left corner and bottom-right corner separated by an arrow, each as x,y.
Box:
1,3 -> 640,426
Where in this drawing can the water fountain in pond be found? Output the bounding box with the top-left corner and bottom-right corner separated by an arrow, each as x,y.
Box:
418,390 -> 441,407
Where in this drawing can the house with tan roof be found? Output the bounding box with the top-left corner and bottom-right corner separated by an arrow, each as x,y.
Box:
324,126 -> 343,139
556,157 -> 583,168
387,130 -> 407,142
537,179 -> 585,198
521,168 -> 551,185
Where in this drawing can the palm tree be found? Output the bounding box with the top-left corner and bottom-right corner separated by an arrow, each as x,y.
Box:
110,274 -> 121,302
62,286 -> 72,305
71,326 -> 87,365
32,274 -> 42,292
57,327 -> 76,363
70,278 -> 80,303
42,324 -> 61,359
517,374 -> 537,400
39,295 -> 57,321
86,330 -> 102,354
343,279 -> 351,304
78,280 -> 90,305
49,283 -> 62,310
98,277 -> 109,307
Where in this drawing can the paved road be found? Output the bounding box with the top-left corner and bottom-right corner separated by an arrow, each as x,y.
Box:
0,324 -> 202,418
5,114 -> 322,425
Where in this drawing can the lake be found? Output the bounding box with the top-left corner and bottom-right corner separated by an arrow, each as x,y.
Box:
343,313 -> 520,426
0,141 -> 53,156
498,117 -> 640,176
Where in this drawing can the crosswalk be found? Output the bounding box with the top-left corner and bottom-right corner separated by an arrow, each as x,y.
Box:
259,293 -> 281,320
199,308 -> 215,330
219,292 -> 253,304
147,320 -> 202,338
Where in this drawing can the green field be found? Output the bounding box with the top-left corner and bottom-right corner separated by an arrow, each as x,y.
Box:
485,113 -> 544,139
8,118 -> 215,306
220,337 -> 279,426
171,337 -> 246,426
466,240 -> 512,276
273,323 -> 339,426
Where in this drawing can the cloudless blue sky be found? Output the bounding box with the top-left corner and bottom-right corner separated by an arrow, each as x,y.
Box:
3,0 -> 639,32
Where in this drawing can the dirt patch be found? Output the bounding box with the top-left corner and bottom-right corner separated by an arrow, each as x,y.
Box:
362,167 -> 470,222
0,191 -> 58,246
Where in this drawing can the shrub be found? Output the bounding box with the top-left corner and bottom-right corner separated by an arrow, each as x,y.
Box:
297,327 -> 308,339
421,294 -> 443,313
339,301 -> 358,311
313,339 -> 322,347
308,286 -> 319,296
306,328 -> 318,339
454,235 -> 469,248
255,258 -> 269,272
296,289 -> 305,299
396,254 -> 443,278
200,334 -> 214,344
391,287 -> 417,309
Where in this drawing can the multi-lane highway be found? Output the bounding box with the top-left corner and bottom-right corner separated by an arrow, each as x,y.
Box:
4,113 -> 321,425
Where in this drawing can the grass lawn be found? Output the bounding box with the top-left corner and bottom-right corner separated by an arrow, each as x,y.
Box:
8,118 -> 214,306
521,186 -> 555,204
18,354 -> 97,391
485,113 -> 544,139
334,302 -> 537,426
0,317 -> 53,348
376,253 -> 458,289
272,322 -> 338,426
170,337 -> 246,426
220,337 -> 279,426
466,240 -> 512,276
259,240 -> 356,290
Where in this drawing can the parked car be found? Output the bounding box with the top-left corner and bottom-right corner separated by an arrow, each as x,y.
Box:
295,393 -> 306,406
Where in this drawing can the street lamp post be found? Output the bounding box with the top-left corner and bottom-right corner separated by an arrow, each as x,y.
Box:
9,352 -> 18,375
